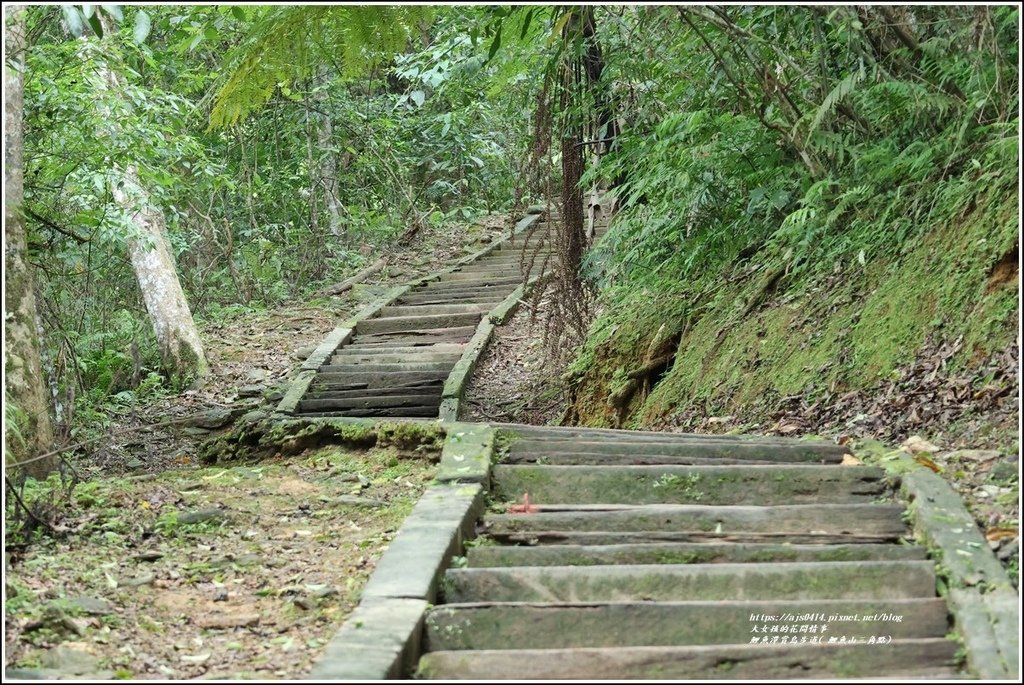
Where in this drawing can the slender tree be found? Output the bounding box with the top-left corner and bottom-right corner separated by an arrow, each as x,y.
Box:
93,10 -> 209,382
4,4 -> 57,478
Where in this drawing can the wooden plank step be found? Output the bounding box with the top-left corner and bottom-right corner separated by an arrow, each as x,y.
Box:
305,387 -> 439,400
505,439 -> 845,463
492,530 -> 905,545
396,293 -> 507,306
354,325 -> 477,345
330,351 -> 463,365
312,371 -> 447,387
337,343 -> 466,355
499,424 -> 844,447
356,312 -> 483,335
501,452 -> 828,466
483,504 -> 907,538
295,404 -> 440,418
375,304 -> 492,318
441,270 -> 527,281
465,542 -> 928,567
298,394 -> 441,411
424,598 -> 950,650
317,361 -> 454,373
441,560 -> 936,603
491,465 -> 888,505
413,281 -> 520,295
417,640 -> 958,680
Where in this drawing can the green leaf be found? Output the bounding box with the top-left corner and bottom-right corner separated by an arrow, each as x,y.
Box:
101,4 -> 123,22
487,24 -> 502,63
87,12 -> 104,38
410,90 -> 425,108
62,6 -> 85,36
520,8 -> 535,40
132,10 -> 151,45
231,6 -> 246,21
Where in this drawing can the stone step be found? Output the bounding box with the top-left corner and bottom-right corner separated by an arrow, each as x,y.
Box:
441,560 -> 936,603
503,439 -> 845,464
312,371 -> 448,388
318,361 -> 455,374
417,639 -> 958,680
465,542 -> 927,567
424,598 -> 950,650
491,530 -> 905,545
330,351 -> 463,365
354,326 -> 478,346
376,303 -> 493,318
357,312 -> 484,335
483,503 -> 907,539
298,394 -> 442,412
491,465 -> 887,505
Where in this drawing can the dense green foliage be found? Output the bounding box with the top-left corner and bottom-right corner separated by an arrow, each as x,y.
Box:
559,6 -> 1019,426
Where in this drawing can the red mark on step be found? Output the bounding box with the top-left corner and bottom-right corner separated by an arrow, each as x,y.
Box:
508,492 -> 539,514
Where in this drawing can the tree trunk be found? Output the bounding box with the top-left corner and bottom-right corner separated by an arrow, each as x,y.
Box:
94,12 -> 208,382
4,4 -> 57,478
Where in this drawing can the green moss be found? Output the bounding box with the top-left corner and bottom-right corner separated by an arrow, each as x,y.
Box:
570,188 -> 1018,431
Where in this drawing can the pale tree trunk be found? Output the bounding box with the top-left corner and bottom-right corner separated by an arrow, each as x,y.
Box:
316,105 -> 345,238
94,13 -> 208,381
4,4 -> 57,478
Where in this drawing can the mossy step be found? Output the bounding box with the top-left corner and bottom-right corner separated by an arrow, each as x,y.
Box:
484,503 -> 907,538
499,424 -> 844,447
491,465 -> 888,505
298,394 -> 442,411
377,304 -> 493,317
465,542 -> 927,567
413,281 -> 520,294
424,598 -> 949,650
502,452 -> 827,466
442,560 -> 936,603
356,312 -> 484,335
505,439 -> 845,463
416,640 -> 958,680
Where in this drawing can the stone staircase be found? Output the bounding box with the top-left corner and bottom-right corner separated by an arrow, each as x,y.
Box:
415,425 -> 961,679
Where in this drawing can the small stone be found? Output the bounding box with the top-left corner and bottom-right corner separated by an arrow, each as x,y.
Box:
120,573 -> 156,588
357,475 -> 371,488
182,427 -> 211,437
988,460 -> 1019,482
194,613 -> 260,630
947,449 -> 1002,463
292,598 -> 314,611
213,588 -> 229,602
177,507 -> 227,525
236,385 -> 264,398
133,551 -> 164,563
41,644 -> 99,675
66,596 -> 114,616
997,539 -> 1018,562
246,369 -> 269,383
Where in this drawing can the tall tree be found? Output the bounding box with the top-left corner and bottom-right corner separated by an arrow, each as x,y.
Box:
93,9 -> 209,382
4,4 -> 57,478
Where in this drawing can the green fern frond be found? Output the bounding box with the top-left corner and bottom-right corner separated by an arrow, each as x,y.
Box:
208,5 -> 432,128
805,63 -> 865,145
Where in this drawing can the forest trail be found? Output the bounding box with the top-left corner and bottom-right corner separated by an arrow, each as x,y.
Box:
282,209 -> 1015,681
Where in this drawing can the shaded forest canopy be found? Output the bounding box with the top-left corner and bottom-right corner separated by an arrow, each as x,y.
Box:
3,4 -> 1020,471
